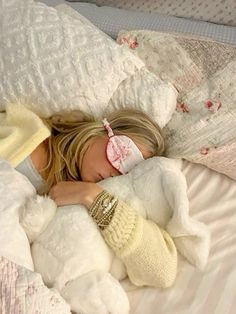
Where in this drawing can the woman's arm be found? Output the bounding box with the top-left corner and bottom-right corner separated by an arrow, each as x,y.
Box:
49,182 -> 178,288
92,196 -> 177,288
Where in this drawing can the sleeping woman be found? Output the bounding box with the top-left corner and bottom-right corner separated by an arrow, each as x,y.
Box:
0,103 -> 177,288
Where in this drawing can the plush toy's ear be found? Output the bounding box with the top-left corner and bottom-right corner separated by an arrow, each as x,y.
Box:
19,196 -> 57,243
60,270 -> 130,314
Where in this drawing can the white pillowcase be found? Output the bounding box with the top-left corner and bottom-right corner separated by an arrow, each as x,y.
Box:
56,4 -> 178,128
107,68 -> 178,128
0,0 -> 177,128
0,0 -> 142,115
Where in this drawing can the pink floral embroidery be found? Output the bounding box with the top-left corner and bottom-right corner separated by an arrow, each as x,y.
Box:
49,295 -> 61,306
108,137 -> 131,171
200,147 -> 210,155
117,35 -> 138,49
129,40 -> 138,49
176,102 -> 189,113
204,99 -> 222,113
27,283 -> 38,295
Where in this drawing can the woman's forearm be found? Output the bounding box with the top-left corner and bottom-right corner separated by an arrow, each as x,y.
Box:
89,194 -> 178,288
49,183 -> 178,288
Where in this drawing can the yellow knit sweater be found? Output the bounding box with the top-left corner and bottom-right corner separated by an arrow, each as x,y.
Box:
103,201 -> 177,287
0,104 -> 177,288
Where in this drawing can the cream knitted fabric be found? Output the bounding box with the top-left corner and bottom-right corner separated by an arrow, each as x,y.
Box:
102,201 -> 177,287
0,104 -> 50,167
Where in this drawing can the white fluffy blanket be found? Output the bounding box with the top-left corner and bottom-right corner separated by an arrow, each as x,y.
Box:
0,157 -> 210,314
0,160 -> 70,313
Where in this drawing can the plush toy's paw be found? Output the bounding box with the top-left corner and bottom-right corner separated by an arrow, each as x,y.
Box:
60,270 -> 130,314
19,195 -> 57,243
167,218 -> 211,270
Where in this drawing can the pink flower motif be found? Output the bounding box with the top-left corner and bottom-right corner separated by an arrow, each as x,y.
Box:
176,102 -> 189,113
129,40 -> 138,49
117,36 -> 138,49
204,99 -> 222,113
118,36 -> 129,45
27,284 -> 38,295
205,100 -> 213,109
49,295 -> 60,306
200,147 -> 210,155
107,137 -> 130,172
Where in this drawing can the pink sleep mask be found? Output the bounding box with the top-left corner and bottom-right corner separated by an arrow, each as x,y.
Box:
102,118 -> 144,174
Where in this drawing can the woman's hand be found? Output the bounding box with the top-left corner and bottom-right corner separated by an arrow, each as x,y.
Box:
48,181 -> 103,208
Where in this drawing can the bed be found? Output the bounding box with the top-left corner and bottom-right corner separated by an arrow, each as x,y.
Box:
1,1 -> 236,313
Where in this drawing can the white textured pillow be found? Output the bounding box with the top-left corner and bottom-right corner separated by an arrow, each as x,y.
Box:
55,4 -> 178,128
0,0 -> 144,118
107,68 -> 178,128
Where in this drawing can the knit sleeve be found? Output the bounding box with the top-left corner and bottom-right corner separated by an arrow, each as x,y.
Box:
101,200 -> 177,288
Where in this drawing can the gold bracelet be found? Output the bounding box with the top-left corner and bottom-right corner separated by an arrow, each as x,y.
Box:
88,190 -> 118,230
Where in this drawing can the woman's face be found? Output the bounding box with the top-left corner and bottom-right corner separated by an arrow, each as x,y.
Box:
80,136 -> 150,182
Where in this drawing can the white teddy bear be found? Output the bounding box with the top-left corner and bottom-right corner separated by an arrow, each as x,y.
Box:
20,157 -> 210,314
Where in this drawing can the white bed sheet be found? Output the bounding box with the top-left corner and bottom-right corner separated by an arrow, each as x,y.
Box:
124,160 -> 236,314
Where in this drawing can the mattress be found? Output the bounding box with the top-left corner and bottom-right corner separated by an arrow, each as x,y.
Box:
40,1 -> 236,46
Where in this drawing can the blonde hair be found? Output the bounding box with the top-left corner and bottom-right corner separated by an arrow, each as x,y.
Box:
43,108 -> 165,190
